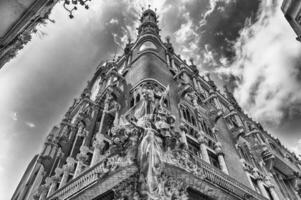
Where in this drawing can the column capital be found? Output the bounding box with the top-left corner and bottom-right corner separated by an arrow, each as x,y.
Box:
50,175 -> 60,184
80,145 -> 90,154
93,139 -> 105,150
54,167 -> 63,176
253,168 -> 264,181
214,142 -> 224,155
38,184 -> 49,194
45,177 -> 52,187
179,123 -> 188,133
197,133 -> 207,144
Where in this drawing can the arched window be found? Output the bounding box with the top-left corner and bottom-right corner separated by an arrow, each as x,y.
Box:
180,104 -> 198,138
237,144 -> 252,163
199,119 -> 215,139
139,41 -> 157,51
269,142 -> 283,157
180,104 -> 197,127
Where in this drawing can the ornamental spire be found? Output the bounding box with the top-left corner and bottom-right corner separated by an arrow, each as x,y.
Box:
137,5 -> 160,36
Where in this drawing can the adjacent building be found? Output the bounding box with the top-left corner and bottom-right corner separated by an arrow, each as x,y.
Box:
0,0 -> 59,70
12,8 -> 301,200
282,0 -> 301,42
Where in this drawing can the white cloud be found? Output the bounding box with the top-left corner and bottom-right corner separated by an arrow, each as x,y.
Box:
109,18 -> 119,24
215,0 -> 301,126
11,112 -> 17,121
291,139 -> 301,157
25,122 -> 36,128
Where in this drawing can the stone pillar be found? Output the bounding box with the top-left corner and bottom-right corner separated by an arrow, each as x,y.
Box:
59,157 -> 75,188
228,106 -> 243,127
38,184 -> 49,200
70,123 -> 85,157
171,56 -> 177,71
98,94 -> 111,135
27,165 -> 45,200
179,123 -> 188,149
214,142 -> 229,174
268,185 -> 280,200
257,179 -> 269,198
197,134 -> 210,163
166,53 -> 170,67
46,168 -> 62,197
90,135 -> 105,166
74,146 -> 89,177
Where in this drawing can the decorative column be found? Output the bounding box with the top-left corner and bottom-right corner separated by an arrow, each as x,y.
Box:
214,142 -> 229,174
197,133 -> 210,163
253,169 -> 269,198
98,94 -> 111,135
59,157 -> 75,188
46,168 -> 62,197
171,55 -> 177,71
257,179 -> 269,198
179,123 -> 188,150
69,122 -> 86,157
211,91 -> 222,111
166,53 -> 170,67
228,105 -> 243,127
265,176 -> 280,200
90,134 -> 106,166
74,146 -> 89,177
37,184 -> 49,200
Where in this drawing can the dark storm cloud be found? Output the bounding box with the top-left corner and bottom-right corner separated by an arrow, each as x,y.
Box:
158,0 -> 261,71
199,0 -> 261,62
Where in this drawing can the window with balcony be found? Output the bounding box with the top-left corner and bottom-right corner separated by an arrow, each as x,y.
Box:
208,150 -> 220,169
264,186 -> 274,200
199,119 -> 215,139
187,187 -> 214,200
225,115 -> 240,129
273,169 -> 297,200
237,144 -> 251,162
269,142 -> 284,157
93,190 -> 115,200
139,41 -> 157,51
180,104 -> 196,126
187,139 -> 200,157
250,177 -> 261,194
180,104 -> 198,138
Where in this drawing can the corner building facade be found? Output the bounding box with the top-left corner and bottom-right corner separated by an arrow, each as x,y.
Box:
12,9 -> 301,200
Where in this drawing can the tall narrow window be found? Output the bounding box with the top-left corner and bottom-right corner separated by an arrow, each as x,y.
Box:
208,150 -> 220,169
264,186 -> 274,200
180,104 -> 198,138
251,177 -> 261,194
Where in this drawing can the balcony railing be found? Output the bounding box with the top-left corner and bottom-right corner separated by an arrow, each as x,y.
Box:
47,148 -> 270,200
270,147 -> 300,175
165,150 -> 269,200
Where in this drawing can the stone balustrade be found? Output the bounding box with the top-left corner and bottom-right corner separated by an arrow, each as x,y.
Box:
46,153 -> 112,200
165,150 -> 269,200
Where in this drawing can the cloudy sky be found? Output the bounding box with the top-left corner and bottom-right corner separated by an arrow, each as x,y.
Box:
0,0 -> 301,199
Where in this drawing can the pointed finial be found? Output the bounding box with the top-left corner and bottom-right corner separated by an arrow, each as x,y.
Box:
165,36 -> 170,43
189,58 -> 194,65
206,73 -> 211,80
148,4 -> 151,9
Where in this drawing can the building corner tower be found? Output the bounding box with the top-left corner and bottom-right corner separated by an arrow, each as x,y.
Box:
12,8 -> 301,200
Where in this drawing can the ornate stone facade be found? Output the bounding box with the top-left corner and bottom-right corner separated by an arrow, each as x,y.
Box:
12,8 -> 301,200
